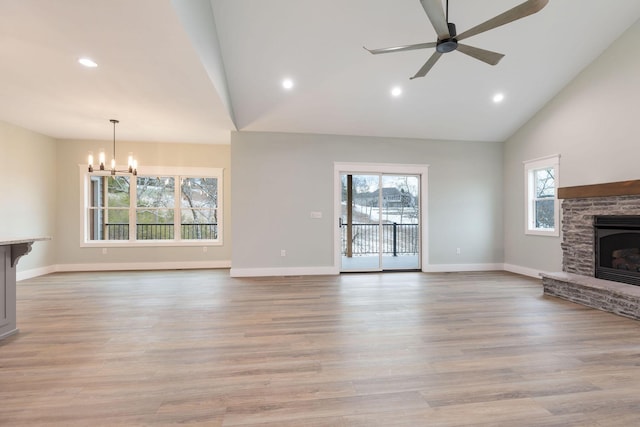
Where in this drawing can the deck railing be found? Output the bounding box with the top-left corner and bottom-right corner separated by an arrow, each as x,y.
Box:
104,223 -> 217,240
342,223 -> 418,256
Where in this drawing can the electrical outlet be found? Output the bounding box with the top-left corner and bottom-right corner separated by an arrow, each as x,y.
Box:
102,248 -> 108,255
203,246 -> 208,253
456,247 -> 461,255
281,249 -> 286,257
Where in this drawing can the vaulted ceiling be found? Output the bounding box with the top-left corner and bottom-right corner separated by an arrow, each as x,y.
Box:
1,0 -> 639,144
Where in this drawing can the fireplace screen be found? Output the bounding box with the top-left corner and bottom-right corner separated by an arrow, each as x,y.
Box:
595,216 -> 640,286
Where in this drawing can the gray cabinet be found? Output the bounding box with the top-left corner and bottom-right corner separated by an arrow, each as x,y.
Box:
0,238 -> 49,340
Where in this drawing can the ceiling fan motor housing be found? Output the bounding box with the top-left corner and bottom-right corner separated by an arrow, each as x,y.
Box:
436,22 -> 458,53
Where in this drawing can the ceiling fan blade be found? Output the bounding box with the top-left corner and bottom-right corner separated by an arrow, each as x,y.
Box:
410,51 -> 443,79
364,42 -> 437,55
456,0 -> 549,42
457,44 -> 504,65
419,0 -> 450,40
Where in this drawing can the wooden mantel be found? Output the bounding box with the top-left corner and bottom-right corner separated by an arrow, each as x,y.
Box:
558,180 -> 640,200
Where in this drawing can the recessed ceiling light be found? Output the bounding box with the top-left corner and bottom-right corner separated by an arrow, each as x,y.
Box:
78,57 -> 98,68
282,78 -> 294,90
493,93 -> 505,103
391,86 -> 402,97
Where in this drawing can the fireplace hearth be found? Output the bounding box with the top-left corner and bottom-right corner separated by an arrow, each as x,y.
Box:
541,182 -> 640,320
595,215 -> 640,286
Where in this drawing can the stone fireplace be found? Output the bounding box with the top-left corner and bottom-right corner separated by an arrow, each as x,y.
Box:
541,180 -> 640,320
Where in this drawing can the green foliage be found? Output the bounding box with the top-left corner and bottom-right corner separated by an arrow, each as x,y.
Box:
136,176 -> 175,208
107,176 -> 130,207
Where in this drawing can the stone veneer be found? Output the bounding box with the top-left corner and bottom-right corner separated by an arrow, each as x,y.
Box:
562,195 -> 640,275
541,272 -> 640,320
541,194 -> 640,320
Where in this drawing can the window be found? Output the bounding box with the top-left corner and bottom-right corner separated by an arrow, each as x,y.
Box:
82,166 -> 222,246
88,175 -> 130,241
136,176 -> 175,240
524,155 -> 560,236
180,178 -> 219,240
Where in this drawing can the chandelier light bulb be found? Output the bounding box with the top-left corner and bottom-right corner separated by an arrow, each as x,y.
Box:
98,149 -> 106,170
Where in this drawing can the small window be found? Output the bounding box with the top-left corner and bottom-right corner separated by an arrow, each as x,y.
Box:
524,155 -> 560,236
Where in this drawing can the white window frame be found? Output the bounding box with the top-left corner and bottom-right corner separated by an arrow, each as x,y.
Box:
80,165 -> 223,247
523,154 -> 560,237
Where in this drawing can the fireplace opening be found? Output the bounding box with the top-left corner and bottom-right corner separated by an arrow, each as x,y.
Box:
595,216 -> 640,286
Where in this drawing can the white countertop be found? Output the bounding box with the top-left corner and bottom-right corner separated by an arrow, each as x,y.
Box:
0,237 -> 51,245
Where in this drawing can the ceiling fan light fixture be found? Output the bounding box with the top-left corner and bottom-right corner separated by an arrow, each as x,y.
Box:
436,39 -> 458,53
436,23 -> 458,53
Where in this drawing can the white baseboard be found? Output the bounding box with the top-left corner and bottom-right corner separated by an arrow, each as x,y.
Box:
17,261 -> 231,280
423,263 -> 505,273
230,266 -> 339,277
233,263 -> 508,277
17,265 -> 57,281
57,260 -> 231,272
503,263 -> 545,279
17,260 -> 547,281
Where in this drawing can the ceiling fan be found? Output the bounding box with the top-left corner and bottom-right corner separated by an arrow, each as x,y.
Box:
364,0 -> 549,79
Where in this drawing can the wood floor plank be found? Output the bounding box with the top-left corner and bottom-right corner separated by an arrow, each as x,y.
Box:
1,270 -> 640,425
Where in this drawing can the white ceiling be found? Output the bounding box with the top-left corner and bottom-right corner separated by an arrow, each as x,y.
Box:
1,0 -> 639,144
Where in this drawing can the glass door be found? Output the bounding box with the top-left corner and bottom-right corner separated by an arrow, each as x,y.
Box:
340,173 -> 420,272
341,174 -> 382,271
380,175 -> 420,270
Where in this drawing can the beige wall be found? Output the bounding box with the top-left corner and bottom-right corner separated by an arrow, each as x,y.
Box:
54,139 -> 231,269
503,19 -> 640,275
0,121 -> 57,273
1,120 -> 231,276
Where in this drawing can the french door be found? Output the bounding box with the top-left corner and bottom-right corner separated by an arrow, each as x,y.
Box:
340,172 -> 421,272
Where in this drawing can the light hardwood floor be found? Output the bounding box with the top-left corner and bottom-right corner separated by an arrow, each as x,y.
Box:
1,270 -> 640,426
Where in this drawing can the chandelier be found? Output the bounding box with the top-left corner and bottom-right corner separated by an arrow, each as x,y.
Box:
88,119 -> 138,175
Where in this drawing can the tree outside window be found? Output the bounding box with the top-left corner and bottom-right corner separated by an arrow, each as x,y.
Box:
83,167 -> 222,245
533,167 -> 555,229
181,178 -> 218,240
136,176 -> 175,240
